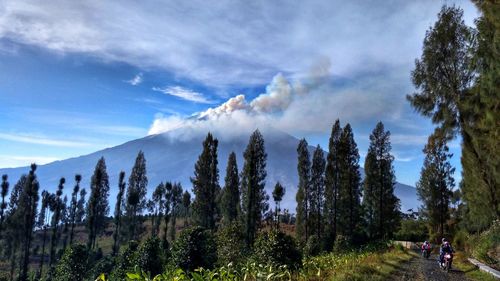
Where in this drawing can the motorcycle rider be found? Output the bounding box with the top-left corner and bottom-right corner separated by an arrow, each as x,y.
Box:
439,238 -> 454,267
421,241 -> 431,257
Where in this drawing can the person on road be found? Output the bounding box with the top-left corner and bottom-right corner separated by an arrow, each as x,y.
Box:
439,238 -> 454,266
422,241 -> 431,257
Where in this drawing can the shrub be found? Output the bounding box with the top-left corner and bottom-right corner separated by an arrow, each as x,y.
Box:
304,234 -> 322,257
394,218 -> 427,242
171,226 -> 217,271
53,244 -> 88,281
216,222 -> 247,266
252,230 -> 302,270
469,220 -> 500,267
453,229 -> 468,251
88,255 -> 115,280
136,236 -> 164,276
333,235 -> 351,253
110,240 -> 139,280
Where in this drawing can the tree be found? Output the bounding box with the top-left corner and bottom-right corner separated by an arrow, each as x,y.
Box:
4,175 -> 25,281
162,182 -> 172,248
75,188 -> 86,223
363,122 -> 400,239
86,157 -> 110,251
417,136 -> 455,239
53,244 -> 88,281
182,191 -> 191,227
220,151 -> 240,223
324,120 -> 342,249
241,130 -> 269,247
18,164 -> 40,281
272,182 -> 285,230
126,151 -> 148,240
169,183 -> 183,241
113,171 -> 126,255
171,226 -> 217,272
191,133 -> 220,230
49,178 -> 65,270
37,190 -> 52,278
460,2 -> 500,230
310,145 -> 326,239
69,174 -> 82,245
337,125 -> 362,242
0,174 -> 8,239
295,138 -> 311,243
150,182 -> 165,237
407,5 -> 498,228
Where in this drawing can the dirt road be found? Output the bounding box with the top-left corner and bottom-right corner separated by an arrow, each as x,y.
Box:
393,251 -> 469,281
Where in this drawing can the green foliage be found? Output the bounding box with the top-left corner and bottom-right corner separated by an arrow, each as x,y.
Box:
89,255 -> 116,280
111,240 -> 139,280
468,220 -> 500,267
86,157 -> 110,250
416,136 -> 454,238
310,145 -> 325,240
216,222 -> 246,267
241,130 -> 269,247
220,152 -> 240,224
171,226 -> 217,272
453,229 -> 468,251
324,119 -> 342,251
136,237 -> 164,277
337,124 -> 362,242
394,218 -> 427,242
252,230 -> 302,270
126,151 -> 148,240
295,138 -> 311,243
191,133 -> 219,230
53,244 -> 88,281
304,234 -> 322,257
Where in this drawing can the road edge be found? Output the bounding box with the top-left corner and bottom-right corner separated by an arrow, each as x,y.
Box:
467,258 -> 500,279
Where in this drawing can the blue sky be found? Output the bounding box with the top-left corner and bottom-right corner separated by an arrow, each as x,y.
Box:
0,0 -> 478,187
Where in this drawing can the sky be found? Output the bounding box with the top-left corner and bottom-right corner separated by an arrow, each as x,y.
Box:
0,0 -> 479,187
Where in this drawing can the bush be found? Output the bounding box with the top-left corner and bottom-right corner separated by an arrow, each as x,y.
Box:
468,220 -> 500,267
252,230 -> 302,270
453,229 -> 468,250
110,240 -> 139,280
304,234 -> 322,257
171,226 -> 217,272
136,236 -> 164,276
216,222 -> 247,266
394,218 -> 427,242
333,235 -> 351,253
88,255 -> 115,280
53,244 -> 88,281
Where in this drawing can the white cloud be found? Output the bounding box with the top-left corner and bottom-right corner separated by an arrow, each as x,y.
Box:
152,86 -> 214,104
0,0 -> 478,87
147,66 -> 407,139
125,73 -> 143,85
0,132 -> 92,147
0,155 -> 60,168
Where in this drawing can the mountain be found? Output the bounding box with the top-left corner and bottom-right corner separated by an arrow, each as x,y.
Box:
0,127 -> 419,212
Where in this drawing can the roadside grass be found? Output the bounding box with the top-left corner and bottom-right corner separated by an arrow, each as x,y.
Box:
453,252 -> 498,281
299,245 -> 414,281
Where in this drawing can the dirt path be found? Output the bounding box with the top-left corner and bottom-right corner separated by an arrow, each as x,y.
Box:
392,250 -> 470,281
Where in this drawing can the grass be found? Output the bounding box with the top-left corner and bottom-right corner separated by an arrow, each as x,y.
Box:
453,251 -> 498,281
299,244 -> 413,281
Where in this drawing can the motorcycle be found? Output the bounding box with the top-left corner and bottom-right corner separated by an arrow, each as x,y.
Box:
421,247 -> 430,259
440,253 -> 453,272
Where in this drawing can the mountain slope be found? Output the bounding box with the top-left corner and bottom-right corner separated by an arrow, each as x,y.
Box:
0,128 -> 419,211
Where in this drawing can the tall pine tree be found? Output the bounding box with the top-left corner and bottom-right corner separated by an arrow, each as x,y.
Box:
18,164 -> 40,281
0,174 -> 8,239
169,183 -> 183,241
126,151 -> 148,240
191,133 -> 219,230
296,138 -> 311,243
113,171 -> 126,255
324,120 -> 342,249
49,178 -> 65,270
417,136 -> 455,238
69,174 -> 81,245
337,125 -> 362,243
310,145 -> 325,239
363,122 -> 400,239
272,182 -> 285,230
220,152 -> 240,223
86,157 -> 110,250
241,130 -> 269,246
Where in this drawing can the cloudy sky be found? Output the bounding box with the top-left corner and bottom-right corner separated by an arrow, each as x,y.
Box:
0,0 -> 478,186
